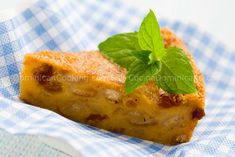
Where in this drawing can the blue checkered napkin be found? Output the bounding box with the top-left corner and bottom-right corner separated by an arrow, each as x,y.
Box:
0,0 -> 235,156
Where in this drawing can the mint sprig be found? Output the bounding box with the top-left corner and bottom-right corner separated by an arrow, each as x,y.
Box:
98,10 -> 196,94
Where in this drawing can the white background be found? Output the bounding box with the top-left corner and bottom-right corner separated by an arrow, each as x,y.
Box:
0,0 -> 234,50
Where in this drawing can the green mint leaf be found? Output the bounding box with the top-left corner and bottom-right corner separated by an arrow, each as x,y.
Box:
132,50 -> 151,62
155,47 -> 196,94
138,10 -> 165,61
98,32 -> 141,69
125,52 -> 160,94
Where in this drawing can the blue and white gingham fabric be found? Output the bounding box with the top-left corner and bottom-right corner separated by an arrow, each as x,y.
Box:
0,0 -> 235,156
0,129 -> 72,157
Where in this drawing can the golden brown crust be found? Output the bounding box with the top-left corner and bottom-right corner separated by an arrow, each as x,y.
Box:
26,50 -> 127,85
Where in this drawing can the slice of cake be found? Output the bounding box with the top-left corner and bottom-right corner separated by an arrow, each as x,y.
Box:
19,28 -> 205,145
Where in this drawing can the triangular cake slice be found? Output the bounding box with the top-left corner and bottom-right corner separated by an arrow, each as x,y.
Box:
20,28 -> 205,145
